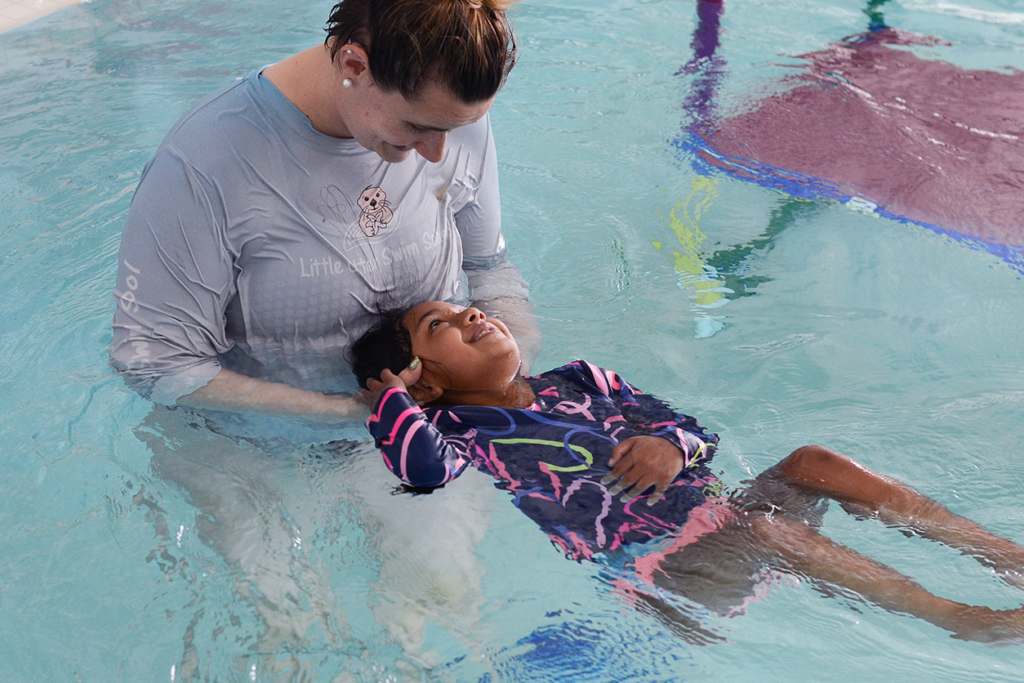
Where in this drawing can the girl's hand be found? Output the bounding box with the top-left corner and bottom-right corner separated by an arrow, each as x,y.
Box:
362,362 -> 423,406
601,436 -> 685,505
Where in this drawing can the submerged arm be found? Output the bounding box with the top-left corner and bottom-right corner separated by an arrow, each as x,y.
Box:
178,368 -> 364,421
456,114 -> 542,374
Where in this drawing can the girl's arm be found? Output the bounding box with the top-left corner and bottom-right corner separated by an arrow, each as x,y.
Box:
553,361 -> 719,505
366,383 -> 470,489
559,360 -> 718,468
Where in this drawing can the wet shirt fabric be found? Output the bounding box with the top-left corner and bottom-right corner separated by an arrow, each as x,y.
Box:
110,69 -> 525,403
367,361 -> 721,561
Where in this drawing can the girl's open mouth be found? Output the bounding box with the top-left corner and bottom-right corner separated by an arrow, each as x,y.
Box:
470,322 -> 497,342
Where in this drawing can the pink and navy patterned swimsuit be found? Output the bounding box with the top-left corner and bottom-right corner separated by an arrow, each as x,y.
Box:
366,360 -> 721,561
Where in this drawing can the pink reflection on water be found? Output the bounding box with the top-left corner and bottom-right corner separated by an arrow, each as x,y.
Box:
703,29 -> 1024,247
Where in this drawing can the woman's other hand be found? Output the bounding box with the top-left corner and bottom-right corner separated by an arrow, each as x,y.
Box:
601,436 -> 685,505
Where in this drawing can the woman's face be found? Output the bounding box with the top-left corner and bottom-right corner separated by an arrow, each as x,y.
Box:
347,78 -> 494,164
402,301 -> 520,395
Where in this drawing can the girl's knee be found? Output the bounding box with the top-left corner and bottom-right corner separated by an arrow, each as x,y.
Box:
779,445 -> 847,478
777,446 -> 909,509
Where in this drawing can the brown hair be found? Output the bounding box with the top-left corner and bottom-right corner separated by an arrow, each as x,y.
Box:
324,0 -> 517,103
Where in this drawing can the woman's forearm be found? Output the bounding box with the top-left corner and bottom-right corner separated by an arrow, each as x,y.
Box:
177,367 -> 365,421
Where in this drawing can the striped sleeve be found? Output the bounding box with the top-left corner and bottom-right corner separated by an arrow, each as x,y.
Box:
365,388 -> 469,488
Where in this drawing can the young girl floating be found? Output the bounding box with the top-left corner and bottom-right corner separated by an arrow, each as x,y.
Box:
351,301 -> 1024,643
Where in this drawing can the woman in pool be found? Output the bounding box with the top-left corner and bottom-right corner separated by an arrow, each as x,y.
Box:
352,301 -> 1024,643
110,3 -> 538,663
110,0 -> 538,419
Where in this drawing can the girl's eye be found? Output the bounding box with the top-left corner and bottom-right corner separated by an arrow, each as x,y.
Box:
429,319 -> 442,330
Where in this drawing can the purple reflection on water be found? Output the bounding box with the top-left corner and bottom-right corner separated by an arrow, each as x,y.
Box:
697,28 -> 1024,248
680,0 -> 725,129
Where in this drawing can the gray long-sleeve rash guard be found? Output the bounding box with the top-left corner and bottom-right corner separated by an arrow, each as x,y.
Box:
110,69 -> 527,404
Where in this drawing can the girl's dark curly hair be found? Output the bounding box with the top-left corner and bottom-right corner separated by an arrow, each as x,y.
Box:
348,309 -> 415,389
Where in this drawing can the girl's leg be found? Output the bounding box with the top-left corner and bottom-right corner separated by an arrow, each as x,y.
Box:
768,445 -> 1024,580
748,512 -> 1024,642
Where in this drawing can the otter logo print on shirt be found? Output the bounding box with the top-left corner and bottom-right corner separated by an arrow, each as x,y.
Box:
356,186 -> 394,237
316,184 -> 398,241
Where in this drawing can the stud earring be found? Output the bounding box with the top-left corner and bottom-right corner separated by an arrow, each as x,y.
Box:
342,78 -> 352,88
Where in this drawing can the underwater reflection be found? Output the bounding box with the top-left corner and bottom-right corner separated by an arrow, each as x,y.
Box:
697,26 -> 1024,249
136,406 -> 499,680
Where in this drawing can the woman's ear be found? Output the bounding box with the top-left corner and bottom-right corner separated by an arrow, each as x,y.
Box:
338,43 -> 369,82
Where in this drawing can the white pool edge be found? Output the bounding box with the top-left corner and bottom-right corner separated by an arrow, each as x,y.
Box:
0,0 -> 82,34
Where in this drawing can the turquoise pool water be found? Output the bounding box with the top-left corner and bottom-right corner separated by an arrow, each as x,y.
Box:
3,0 -> 1024,680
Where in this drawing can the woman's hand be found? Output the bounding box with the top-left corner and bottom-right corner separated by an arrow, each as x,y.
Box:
363,361 -> 423,407
601,436 -> 685,505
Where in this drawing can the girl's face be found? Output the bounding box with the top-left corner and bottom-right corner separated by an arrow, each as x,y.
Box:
402,301 -> 521,398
